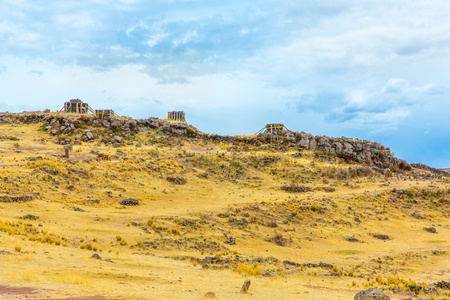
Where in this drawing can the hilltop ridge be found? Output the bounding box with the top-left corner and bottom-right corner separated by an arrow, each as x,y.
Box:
1,111 -> 411,172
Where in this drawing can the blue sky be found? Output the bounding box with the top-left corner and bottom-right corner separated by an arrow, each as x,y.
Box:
1,0 -> 450,167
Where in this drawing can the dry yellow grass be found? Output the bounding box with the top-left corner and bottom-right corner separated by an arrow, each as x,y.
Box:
0,121 -> 448,299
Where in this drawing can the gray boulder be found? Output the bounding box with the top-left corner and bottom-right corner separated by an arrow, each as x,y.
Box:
148,117 -> 159,128
343,142 -> 354,156
354,288 -> 390,300
317,137 -> 331,152
309,138 -> 317,151
298,137 -> 310,149
240,279 -> 251,293
334,141 -> 343,154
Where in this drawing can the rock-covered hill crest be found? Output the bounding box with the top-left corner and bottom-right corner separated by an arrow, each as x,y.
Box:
0,111 -> 410,171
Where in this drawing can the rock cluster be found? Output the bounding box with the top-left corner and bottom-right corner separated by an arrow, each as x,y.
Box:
20,214 -> 39,220
283,260 -> 334,270
223,234 -> 236,245
120,198 -> 139,206
166,176 -> 187,185
423,227 -> 437,233
372,234 -> 390,240
436,281 -> 450,289
346,237 -> 362,243
0,195 -> 34,203
281,186 -> 312,193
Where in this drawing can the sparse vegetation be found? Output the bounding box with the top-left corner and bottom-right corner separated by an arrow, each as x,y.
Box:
0,112 -> 448,299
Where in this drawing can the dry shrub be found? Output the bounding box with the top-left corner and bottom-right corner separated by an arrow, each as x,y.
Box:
273,231 -> 285,246
322,167 -> 350,180
362,166 -> 372,176
237,263 -> 261,276
398,160 -> 412,171
348,166 -> 373,178
168,228 -> 180,235
267,221 -> 278,228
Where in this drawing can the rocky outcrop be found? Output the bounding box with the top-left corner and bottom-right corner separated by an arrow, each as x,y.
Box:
295,132 -> 398,167
254,129 -> 410,171
411,163 -> 450,177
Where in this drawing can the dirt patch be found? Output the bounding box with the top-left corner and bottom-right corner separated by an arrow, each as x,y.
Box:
0,285 -> 37,295
54,297 -> 119,300
0,285 -> 119,300
11,146 -> 49,152
303,284 -> 355,294
185,146 -> 219,155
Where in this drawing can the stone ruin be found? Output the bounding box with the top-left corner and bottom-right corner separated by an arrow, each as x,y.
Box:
265,123 -> 285,131
95,109 -> 114,119
256,123 -> 288,144
62,99 -> 93,114
167,111 -> 186,123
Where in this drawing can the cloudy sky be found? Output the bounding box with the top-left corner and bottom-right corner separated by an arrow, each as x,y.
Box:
1,1 -> 450,167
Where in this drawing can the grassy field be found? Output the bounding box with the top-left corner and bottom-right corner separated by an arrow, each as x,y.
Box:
0,119 -> 448,299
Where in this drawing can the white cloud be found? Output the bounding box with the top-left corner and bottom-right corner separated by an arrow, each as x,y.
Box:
240,28 -> 249,35
341,108 -> 411,133
173,29 -> 198,47
382,78 -> 410,94
55,11 -> 97,29
147,32 -> 168,47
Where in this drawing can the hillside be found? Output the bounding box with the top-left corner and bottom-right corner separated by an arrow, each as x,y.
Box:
0,111 -> 448,299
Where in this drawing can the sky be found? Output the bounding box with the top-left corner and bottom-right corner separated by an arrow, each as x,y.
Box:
1,0 -> 450,168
